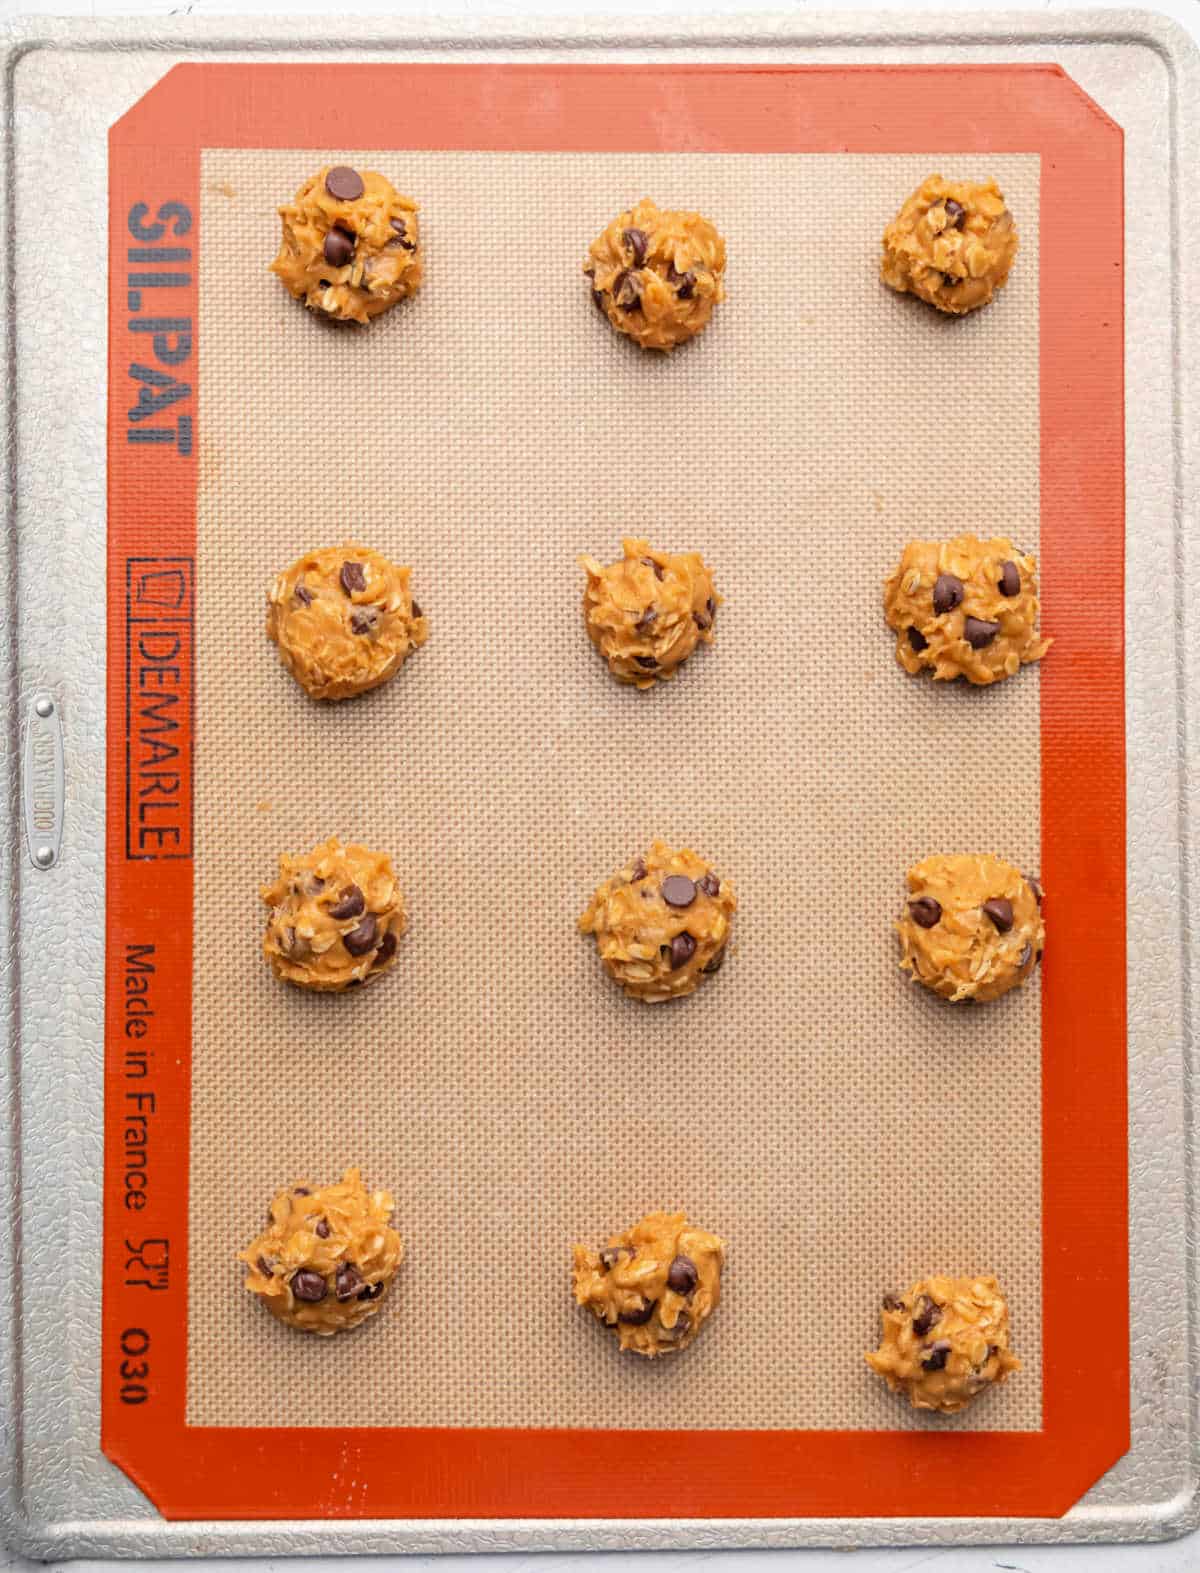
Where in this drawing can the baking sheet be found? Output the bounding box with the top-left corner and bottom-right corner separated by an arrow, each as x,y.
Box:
2,9 -> 1195,1560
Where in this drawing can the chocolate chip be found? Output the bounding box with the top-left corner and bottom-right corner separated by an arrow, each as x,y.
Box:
622,227 -> 648,266
943,273 -> 961,289
322,226 -> 355,267
618,1297 -> 655,1325
998,560 -> 1021,597
988,1344 -> 999,1359
706,597 -> 716,617
308,877 -> 325,894
293,1187 -> 311,1196
374,929 -> 397,966
693,610 -> 712,631
636,607 -> 657,632
697,873 -> 721,898
599,1245 -> 629,1271
350,606 -> 380,636
667,1255 -> 698,1295
908,896 -> 942,929
612,269 -> 642,312
634,655 -> 658,670
668,932 -> 697,969
325,165 -> 364,201
906,626 -> 929,653
964,616 -> 1000,650
669,266 -> 697,300
411,600 -> 423,618
256,1255 -> 275,1277
630,858 -> 647,883
343,913 -> 378,956
291,1268 -> 327,1303
1019,942 -> 1032,968
944,198 -> 965,228
389,216 -> 416,250
358,1281 -> 384,1301
922,1340 -> 951,1371
641,556 -> 665,581
701,947 -> 726,974
911,1295 -> 941,1336
294,584 -> 314,606
662,875 -> 697,909
1026,876 -> 1043,906
314,1217 -> 331,1239
932,574 -> 964,615
983,897 -> 1014,933
335,1261 -> 363,1301
592,288 -> 607,311
329,884 -> 365,921
665,1310 -> 691,1339
340,561 -> 366,596
881,1292 -> 904,1312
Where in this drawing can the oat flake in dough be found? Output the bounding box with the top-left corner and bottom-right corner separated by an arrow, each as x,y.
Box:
239,1167 -> 404,1336
572,1210 -> 725,1357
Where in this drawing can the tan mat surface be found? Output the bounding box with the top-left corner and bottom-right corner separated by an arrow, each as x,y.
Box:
188,149 -> 1042,1430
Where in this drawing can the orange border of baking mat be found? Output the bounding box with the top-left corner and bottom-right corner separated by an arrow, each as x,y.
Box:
103,62 -> 1125,1521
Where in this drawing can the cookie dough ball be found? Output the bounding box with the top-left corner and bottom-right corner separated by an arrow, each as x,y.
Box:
262,837 -> 406,992
881,175 -> 1018,315
579,839 -> 735,1002
584,198 -> 726,350
897,854 -> 1043,1003
239,1167 -> 404,1336
866,1275 -> 1021,1412
267,543 -> 427,701
572,1210 -> 725,1357
883,535 -> 1050,686
580,538 -> 720,689
271,164 -> 422,325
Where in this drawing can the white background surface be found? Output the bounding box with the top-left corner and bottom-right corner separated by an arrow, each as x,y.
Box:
1,0 -> 1195,1567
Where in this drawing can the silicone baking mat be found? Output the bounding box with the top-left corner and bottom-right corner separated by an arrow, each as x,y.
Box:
103,62 -> 1126,1521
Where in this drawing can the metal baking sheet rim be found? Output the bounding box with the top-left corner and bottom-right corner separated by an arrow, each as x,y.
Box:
1,6 -> 1197,1557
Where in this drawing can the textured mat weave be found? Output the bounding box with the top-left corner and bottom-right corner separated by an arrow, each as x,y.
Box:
188,149 -> 1042,1430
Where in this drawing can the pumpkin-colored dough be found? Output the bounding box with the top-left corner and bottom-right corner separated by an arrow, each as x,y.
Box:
883,535 -> 1049,686
267,542 -> 427,701
584,198 -> 726,350
271,164 -> 422,325
866,1274 -> 1021,1412
897,853 -> 1043,1004
239,1167 -> 404,1336
572,1210 -> 725,1356
262,836 -> 406,992
579,839 -> 735,1003
580,537 -> 720,689
881,175 -> 1018,315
